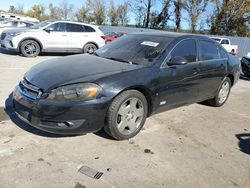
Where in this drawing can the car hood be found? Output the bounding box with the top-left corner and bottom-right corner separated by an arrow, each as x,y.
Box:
2,28 -> 38,33
25,54 -> 142,91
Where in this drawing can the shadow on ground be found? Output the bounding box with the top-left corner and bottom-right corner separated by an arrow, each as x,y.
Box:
4,93 -> 112,139
0,48 -> 78,57
235,133 -> 250,155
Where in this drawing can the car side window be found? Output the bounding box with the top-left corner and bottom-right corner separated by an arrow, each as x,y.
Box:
170,39 -> 197,63
84,25 -> 95,32
47,23 -> 66,32
221,39 -> 229,45
67,23 -> 85,32
199,40 -> 220,61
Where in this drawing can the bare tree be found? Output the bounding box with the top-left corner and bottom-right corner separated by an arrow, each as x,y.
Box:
117,3 -> 129,26
145,0 -> 152,27
87,0 -> 106,25
183,0 -> 208,33
59,0 -> 74,20
8,3 -> 24,15
129,0 -> 146,27
154,0 -> 171,28
48,3 -> 61,19
174,0 -> 183,32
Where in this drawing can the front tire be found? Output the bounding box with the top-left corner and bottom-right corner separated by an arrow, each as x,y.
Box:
104,90 -> 148,140
20,40 -> 40,57
208,77 -> 231,107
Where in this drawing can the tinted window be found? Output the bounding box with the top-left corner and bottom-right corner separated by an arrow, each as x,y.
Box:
84,25 -> 95,32
199,40 -> 220,61
95,34 -> 173,65
67,23 -> 85,32
221,39 -> 229,44
170,39 -> 197,62
47,23 -> 66,32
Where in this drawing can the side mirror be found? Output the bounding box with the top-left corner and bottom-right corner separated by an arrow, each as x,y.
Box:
44,27 -> 53,33
168,56 -> 188,66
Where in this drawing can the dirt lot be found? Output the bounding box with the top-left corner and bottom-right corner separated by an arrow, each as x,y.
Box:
0,49 -> 249,188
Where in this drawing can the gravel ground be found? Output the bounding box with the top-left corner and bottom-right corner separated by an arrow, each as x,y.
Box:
0,49 -> 249,188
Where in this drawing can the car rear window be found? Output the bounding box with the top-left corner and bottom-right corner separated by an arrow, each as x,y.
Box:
199,40 -> 220,61
95,34 -> 174,66
67,23 -> 85,32
84,25 -> 96,32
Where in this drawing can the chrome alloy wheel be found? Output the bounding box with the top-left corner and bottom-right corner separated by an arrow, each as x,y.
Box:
218,81 -> 230,104
24,42 -> 38,55
116,97 -> 144,135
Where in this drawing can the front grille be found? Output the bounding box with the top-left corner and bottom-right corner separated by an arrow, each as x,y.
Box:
1,33 -> 6,40
18,79 -> 42,100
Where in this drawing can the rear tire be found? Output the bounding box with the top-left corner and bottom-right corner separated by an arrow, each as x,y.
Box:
104,90 -> 148,140
20,40 -> 40,57
208,77 -> 231,107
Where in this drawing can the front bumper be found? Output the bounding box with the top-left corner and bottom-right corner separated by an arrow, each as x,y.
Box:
241,62 -> 250,77
13,87 -> 112,135
0,35 -> 19,51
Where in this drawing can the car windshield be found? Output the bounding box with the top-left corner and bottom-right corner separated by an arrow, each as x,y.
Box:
95,34 -> 173,66
30,21 -> 53,29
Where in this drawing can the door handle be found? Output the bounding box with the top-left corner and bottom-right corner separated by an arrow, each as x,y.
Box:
61,35 -> 67,37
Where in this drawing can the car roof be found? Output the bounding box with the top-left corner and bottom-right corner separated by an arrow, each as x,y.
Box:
130,32 -> 212,40
52,20 -> 98,28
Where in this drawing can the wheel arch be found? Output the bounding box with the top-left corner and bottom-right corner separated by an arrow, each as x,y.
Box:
227,74 -> 234,86
83,41 -> 99,49
116,86 -> 154,117
18,38 -> 43,52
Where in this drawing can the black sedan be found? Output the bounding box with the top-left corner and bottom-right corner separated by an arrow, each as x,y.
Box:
241,56 -> 250,78
13,33 -> 240,140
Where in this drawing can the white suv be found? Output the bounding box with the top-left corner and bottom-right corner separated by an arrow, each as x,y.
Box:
0,20 -> 105,57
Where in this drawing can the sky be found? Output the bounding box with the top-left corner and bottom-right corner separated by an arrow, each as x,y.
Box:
0,0 -> 214,30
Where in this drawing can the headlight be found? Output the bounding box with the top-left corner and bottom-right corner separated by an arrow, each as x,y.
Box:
8,32 -> 24,37
47,83 -> 102,101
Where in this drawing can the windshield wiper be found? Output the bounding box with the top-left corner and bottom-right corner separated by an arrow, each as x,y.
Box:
105,57 -> 134,65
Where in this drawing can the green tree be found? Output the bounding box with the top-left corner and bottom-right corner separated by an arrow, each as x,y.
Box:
210,0 -> 250,36
108,0 -> 119,26
75,6 -> 89,22
87,0 -> 105,25
26,4 -> 49,21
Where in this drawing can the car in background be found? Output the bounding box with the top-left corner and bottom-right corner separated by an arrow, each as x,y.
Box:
13,33 -> 240,140
1,20 -> 105,57
241,56 -> 250,78
211,37 -> 238,55
0,20 -> 35,36
102,32 -> 127,44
